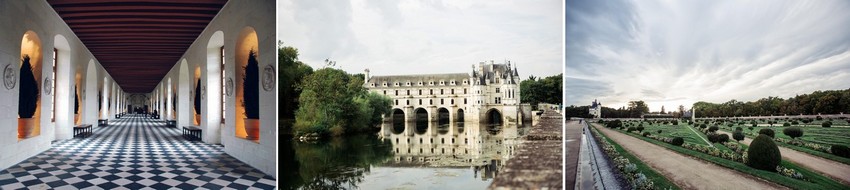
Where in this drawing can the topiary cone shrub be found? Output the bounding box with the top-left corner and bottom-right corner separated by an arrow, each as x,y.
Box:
244,49 -> 260,119
759,128 -> 775,138
19,55 -> 39,118
747,134 -> 782,171
194,78 -> 201,115
832,145 -> 850,158
783,127 -> 803,139
74,86 -> 79,114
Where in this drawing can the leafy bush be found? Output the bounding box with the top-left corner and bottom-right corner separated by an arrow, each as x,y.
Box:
708,126 -> 719,133
748,127 -> 754,131
672,120 -> 678,125
791,121 -> 799,125
707,133 -> 729,143
627,127 -> 636,132
747,134 -> 782,171
642,132 -> 651,137
607,119 -> 623,129
758,128 -> 775,138
733,131 -> 745,142
735,127 -> 742,131
783,122 -> 791,127
718,134 -> 729,143
816,116 -> 823,120
657,130 -> 662,134
822,121 -> 832,128
636,125 -> 645,132
832,145 -> 850,158
782,127 -> 803,139
671,137 -> 684,146
699,124 -> 707,128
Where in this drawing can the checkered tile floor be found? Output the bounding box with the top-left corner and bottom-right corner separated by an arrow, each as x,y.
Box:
0,115 -> 276,190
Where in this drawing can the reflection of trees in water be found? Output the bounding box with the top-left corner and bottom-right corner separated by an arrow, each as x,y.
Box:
280,135 -> 393,190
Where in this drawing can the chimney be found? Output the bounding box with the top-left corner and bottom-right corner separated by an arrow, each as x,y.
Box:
364,69 -> 370,84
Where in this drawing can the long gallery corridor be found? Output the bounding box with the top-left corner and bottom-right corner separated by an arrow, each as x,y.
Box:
0,115 -> 275,190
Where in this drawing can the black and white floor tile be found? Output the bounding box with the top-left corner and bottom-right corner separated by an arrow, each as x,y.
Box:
0,115 -> 276,190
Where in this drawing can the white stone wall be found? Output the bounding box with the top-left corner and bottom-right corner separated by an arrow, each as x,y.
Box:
153,0 -> 277,178
0,1 -> 118,171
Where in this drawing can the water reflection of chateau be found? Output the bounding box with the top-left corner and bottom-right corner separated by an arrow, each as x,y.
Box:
378,121 -> 526,181
364,60 -> 523,125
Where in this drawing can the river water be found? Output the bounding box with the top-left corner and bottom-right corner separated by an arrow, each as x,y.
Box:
280,121 -> 529,189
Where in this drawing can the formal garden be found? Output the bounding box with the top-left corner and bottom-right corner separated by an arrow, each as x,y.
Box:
595,118 -> 850,189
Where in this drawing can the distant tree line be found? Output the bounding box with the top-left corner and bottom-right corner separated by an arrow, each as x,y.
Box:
565,100 -> 654,118
520,73 -> 562,109
694,89 -> 850,117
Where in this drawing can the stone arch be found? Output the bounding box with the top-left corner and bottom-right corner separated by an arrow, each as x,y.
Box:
391,108 -> 405,134
84,60 -> 97,125
235,27 -> 258,140
414,107 -> 428,134
178,59 -> 191,128
54,34 -> 73,137
206,30 -> 224,143
166,77 -> 172,120
18,30 -> 43,139
437,107 -> 450,127
486,108 -> 503,126
457,108 -> 465,122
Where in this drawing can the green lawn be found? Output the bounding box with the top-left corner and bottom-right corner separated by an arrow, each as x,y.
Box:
595,123 -> 850,190
622,121 -> 710,146
589,126 -> 680,190
714,124 -> 850,165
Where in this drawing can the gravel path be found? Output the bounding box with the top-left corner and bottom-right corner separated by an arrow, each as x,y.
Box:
594,124 -> 786,190
718,130 -> 850,186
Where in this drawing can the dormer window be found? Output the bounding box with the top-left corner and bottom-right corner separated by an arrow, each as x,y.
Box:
463,80 -> 468,84
406,82 -> 411,86
395,82 -> 400,86
418,82 -> 423,86
429,81 -> 434,85
440,81 -> 445,85
451,81 -> 456,85
383,82 -> 388,87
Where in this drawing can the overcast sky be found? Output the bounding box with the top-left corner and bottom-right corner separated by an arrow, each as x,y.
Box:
277,0 -> 563,79
566,0 -> 850,111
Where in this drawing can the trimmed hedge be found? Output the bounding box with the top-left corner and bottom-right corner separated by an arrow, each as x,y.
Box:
759,128 -> 775,138
747,134 -> 782,171
832,145 -> 850,158
671,137 -> 684,146
783,127 -> 803,139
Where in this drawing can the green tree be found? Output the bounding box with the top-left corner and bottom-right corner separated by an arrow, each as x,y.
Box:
279,42 -> 314,128
520,74 -> 562,109
293,68 -> 392,136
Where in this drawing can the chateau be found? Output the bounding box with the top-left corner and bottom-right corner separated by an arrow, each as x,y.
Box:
365,60 -> 523,125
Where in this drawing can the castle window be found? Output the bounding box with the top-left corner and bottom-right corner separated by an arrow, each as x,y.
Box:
464,98 -> 467,104
451,99 -> 454,104
419,82 -> 423,85
383,82 -> 387,87
430,81 -> 434,85
430,99 -> 433,105
383,90 -> 386,95
407,82 -> 411,86
430,89 -> 433,95
440,81 -> 444,85
464,89 -> 467,94
440,99 -> 444,105
395,90 -> 398,96
463,80 -> 467,84
407,90 -> 410,95
451,89 -> 454,94
419,99 -> 422,105
440,89 -> 444,95
419,89 -> 422,95
395,99 -> 398,105
496,88 -> 500,93
406,100 -> 409,105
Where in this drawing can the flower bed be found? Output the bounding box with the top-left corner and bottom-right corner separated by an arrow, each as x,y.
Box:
591,127 -> 656,189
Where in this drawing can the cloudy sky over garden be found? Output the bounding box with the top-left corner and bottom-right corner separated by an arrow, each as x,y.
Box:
277,0 -> 563,79
566,0 -> 850,111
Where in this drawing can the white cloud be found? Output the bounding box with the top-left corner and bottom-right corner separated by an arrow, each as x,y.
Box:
278,0 -> 564,79
566,0 -> 850,111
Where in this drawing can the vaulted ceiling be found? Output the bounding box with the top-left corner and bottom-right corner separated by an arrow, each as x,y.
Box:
48,0 -> 228,93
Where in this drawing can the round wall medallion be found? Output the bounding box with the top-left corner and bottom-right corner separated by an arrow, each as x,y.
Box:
3,64 -> 16,90
225,77 -> 234,96
43,78 -> 53,95
262,65 -> 275,91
